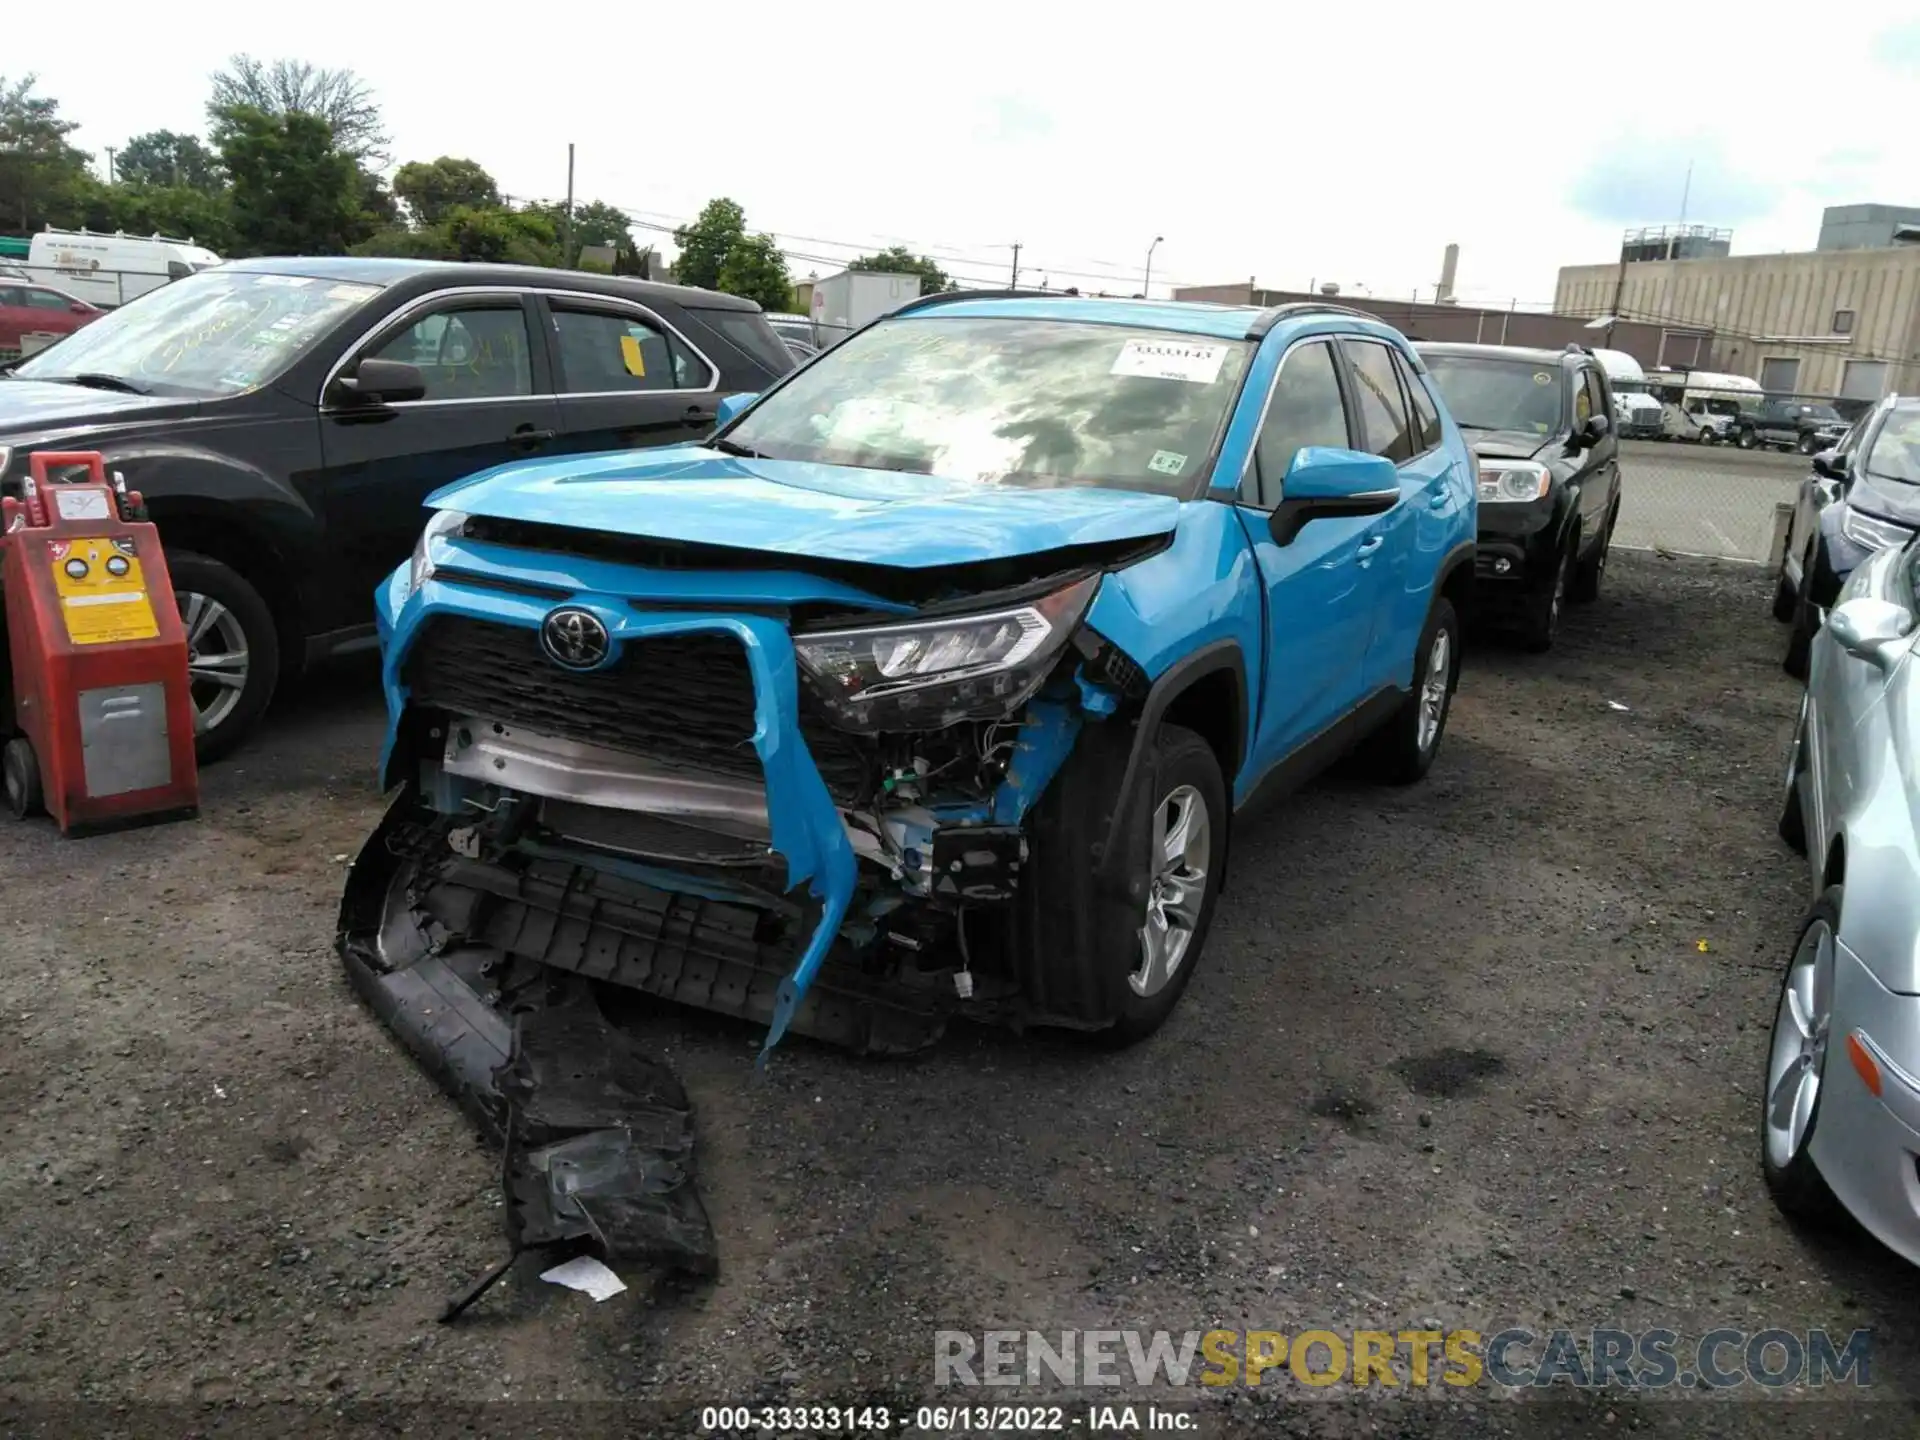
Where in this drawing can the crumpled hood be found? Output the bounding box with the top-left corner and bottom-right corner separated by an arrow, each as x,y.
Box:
1465,430 -> 1555,461
0,379 -> 199,436
1847,473 -> 1920,530
431,444 -> 1185,568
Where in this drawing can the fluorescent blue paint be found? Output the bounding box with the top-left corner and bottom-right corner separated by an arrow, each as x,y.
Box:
427,449 -> 1182,569
988,699 -> 1082,826
715,392 -> 758,426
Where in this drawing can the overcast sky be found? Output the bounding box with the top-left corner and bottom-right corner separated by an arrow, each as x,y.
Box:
14,3 -> 1920,307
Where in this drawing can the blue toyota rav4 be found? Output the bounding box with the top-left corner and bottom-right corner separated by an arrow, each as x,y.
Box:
338,294 -> 1477,1070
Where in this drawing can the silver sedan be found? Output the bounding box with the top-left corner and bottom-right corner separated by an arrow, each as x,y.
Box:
1770,538 -> 1920,1260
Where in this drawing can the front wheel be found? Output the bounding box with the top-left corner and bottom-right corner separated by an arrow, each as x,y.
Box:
1761,890 -> 1843,1221
1355,598 -> 1459,785
1798,433 -> 1819,456
168,551 -> 281,765
1521,543 -> 1573,653
1737,428 -> 1758,450
1783,544 -> 1820,680
1778,691 -> 1809,854
1569,506 -> 1616,604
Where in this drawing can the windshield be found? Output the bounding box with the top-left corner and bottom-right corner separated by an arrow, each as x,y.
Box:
1867,410 -> 1920,485
1420,355 -> 1565,435
12,270 -> 381,397
723,315 -> 1252,495
1793,404 -> 1842,421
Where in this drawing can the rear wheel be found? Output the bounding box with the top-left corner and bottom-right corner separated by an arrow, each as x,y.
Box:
1355,598 -> 1459,785
1737,427 -> 1758,450
168,551 -> 280,765
3,736 -> 44,819
1761,890 -> 1843,1221
1798,433 -> 1819,456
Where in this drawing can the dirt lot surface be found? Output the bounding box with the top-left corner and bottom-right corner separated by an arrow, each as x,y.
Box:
3,552 -> 1917,1437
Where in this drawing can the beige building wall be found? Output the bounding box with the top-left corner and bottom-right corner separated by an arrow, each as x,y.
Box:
1556,248 -> 1920,401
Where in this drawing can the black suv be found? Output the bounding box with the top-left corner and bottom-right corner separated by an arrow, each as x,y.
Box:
0,258 -> 793,758
1735,399 -> 1850,455
1415,342 -> 1623,651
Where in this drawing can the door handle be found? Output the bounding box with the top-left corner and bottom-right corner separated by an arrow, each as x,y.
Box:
1356,536 -> 1384,557
509,425 -> 555,449
685,405 -> 714,422
1430,489 -> 1450,508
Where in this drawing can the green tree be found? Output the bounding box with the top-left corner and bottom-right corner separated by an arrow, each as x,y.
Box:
848,245 -> 953,296
105,184 -> 234,253
213,104 -> 363,255
209,55 -> 388,163
715,232 -> 792,312
671,197 -> 746,291
116,130 -> 222,191
392,157 -> 501,228
523,198 -> 635,267
0,74 -> 95,232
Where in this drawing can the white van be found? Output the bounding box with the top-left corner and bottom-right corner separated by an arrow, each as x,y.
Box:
24,228 -> 223,309
1658,371 -> 1763,443
1590,347 -> 1665,439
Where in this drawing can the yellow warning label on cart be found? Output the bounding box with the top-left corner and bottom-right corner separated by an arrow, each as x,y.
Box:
49,536 -> 160,646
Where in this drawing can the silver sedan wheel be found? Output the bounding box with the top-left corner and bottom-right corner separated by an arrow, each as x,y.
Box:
175,589 -> 250,736
1131,784 -> 1211,998
1765,918 -> 1835,1170
1417,628 -> 1451,753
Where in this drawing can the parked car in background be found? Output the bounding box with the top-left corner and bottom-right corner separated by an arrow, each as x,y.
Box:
1769,535 -> 1920,1265
0,281 -> 100,355
1775,395 -> 1919,676
0,257 -> 795,761
1737,399 -> 1851,455
340,294 -> 1477,1071
1417,342 -> 1622,651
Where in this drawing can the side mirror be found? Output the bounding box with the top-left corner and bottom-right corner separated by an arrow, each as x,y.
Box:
1826,596 -> 1914,672
335,357 -> 426,405
1267,447 -> 1399,545
715,391 -> 758,427
1812,448 -> 1848,481
1572,413 -> 1610,449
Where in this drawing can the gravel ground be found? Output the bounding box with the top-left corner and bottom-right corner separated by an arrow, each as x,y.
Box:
3,551 -> 1916,1438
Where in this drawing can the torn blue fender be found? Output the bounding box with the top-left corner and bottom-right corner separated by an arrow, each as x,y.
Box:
989,697 -> 1087,826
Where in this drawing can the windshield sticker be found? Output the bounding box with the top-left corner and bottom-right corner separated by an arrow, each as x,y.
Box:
251,275 -> 314,288
1533,371 -> 1553,385
1112,339 -> 1228,385
327,283 -> 378,302
620,334 -> 647,377
1148,449 -> 1188,477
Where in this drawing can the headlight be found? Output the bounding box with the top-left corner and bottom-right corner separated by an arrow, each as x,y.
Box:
1476,460 -> 1552,504
794,576 -> 1098,733
1840,504 -> 1912,553
407,509 -> 468,596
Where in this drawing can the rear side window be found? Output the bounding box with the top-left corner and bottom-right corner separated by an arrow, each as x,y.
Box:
1393,350 -> 1444,453
550,305 -> 713,392
1343,340 -> 1415,463
1245,339 -> 1350,509
690,307 -> 795,379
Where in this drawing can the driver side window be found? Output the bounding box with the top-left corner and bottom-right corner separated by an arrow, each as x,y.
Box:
364,302 -> 533,400
1243,340 -> 1351,510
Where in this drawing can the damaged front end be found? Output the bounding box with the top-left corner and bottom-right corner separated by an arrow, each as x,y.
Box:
338,514 -> 1155,1107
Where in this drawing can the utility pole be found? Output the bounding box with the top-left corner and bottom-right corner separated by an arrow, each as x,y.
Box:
1678,159 -> 1693,229
1009,243 -> 1021,291
561,143 -> 576,267
1144,235 -> 1163,299
104,147 -> 116,185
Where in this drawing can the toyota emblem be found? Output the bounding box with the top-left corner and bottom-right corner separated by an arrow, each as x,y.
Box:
539,607 -> 610,670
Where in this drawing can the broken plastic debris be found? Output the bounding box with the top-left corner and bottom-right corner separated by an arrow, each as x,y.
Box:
1607,701 -> 1630,712
539,1255 -> 627,1302
330,853 -> 349,863
1697,939 -> 1710,953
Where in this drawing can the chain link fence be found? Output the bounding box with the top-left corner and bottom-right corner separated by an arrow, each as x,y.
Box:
1613,440 -> 1799,564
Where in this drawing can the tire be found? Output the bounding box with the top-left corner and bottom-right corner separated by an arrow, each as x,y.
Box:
1697,428 -> 1717,446
1521,541 -> 1574,653
167,551 -> 281,765
1783,545 -> 1818,680
1569,505 -> 1616,604
1778,692 -> 1809,855
1737,428 -> 1758,450
1798,433 -> 1819,456
1771,561 -> 1798,623
3,736 -> 44,819
1355,599 -> 1460,786
1761,888 -> 1844,1221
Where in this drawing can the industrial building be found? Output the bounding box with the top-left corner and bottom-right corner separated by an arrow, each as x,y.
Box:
1555,207 -> 1920,404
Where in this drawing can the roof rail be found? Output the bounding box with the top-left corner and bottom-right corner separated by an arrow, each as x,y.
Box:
1245,301 -> 1387,340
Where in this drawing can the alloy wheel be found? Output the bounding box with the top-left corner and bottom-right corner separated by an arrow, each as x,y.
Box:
1417,628 -> 1451,752
175,589 -> 251,736
1764,918 -> 1834,1170
1131,784 -> 1211,998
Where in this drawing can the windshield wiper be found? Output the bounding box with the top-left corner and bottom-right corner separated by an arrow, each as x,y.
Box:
55,373 -> 152,395
709,437 -> 764,458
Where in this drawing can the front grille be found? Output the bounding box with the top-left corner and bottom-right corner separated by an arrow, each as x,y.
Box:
403,616 -> 873,801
